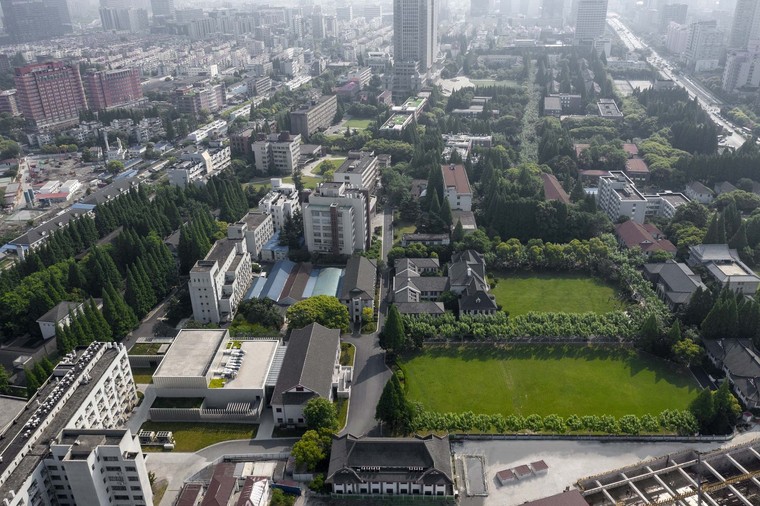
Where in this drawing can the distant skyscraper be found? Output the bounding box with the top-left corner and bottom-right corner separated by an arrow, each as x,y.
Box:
573,0 -> 608,45
99,7 -> 149,32
470,0 -> 492,18
14,61 -> 87,131
542,0 -> 564,26
729,0 -> 760,49
151,0 -> 175,20
1,0 -> 73,42
659,3 -> 687,34
393,0 -> 437,71
392,0 -> 438,98
685,20 -> 724,71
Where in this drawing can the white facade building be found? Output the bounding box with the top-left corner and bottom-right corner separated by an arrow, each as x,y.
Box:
303,182 -> 371,256
0,342 -> 146,506
597,171 -> 648,223
333,151 -> 379,193
573,0 -> 609,46
441,164 -> 473,212
189,235 -> 254,324
258,179 -> 302,232
227,212 -> 275,260
252,131 -> 302,175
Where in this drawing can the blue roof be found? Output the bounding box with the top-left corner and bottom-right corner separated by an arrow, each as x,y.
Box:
263,232 -> 289,253
302,269 -> 320,298
245,276 -> 267,300
71,203 -> 96,211
257,260 -> 296,302
312,267 -> 344,297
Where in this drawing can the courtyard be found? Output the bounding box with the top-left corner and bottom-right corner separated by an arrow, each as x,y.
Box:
399,345 -> 699,418
491,272 -> 625,315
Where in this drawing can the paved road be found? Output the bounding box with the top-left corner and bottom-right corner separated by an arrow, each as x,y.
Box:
607,15 -> 747,150
341,205 -> 394,437
122,285 -> 180,350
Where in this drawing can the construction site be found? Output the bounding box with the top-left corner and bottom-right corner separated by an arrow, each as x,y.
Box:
577,439 -> 760,505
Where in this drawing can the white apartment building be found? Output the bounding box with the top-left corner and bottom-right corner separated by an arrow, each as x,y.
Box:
186,119 -> 228,142
169,146 -> 231,188
252,131 -> 301,174
227,212 -> 275,260
333,151 -> 379,193
644,191 -> 691,220
685,21 -> 724,71
258,179 -> 301,232
723,44 -> 760,92
168,159 -> 205,188
597,171 -> 648,223
0,342 -> 147,506
189,236 -> 253,324
441,163 -> 473,212
303,182 -> 371,256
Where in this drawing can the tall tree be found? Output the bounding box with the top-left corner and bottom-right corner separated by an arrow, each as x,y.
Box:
381,305 -> 406,353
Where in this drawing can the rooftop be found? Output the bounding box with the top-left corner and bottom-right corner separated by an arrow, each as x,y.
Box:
154,329 -> 227,379
441,164 -> 472,195
541,173 -> 571,204
214,340 -> 279,390
335,152 -> 377,175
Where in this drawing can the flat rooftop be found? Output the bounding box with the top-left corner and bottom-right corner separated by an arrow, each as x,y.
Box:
154,330 -> 227,378
215,340 -> 279,390
716,263 -> 752,276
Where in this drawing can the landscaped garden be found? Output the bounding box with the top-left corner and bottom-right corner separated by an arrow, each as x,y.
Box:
399,345 -> 699,418
491,272 -> 625,315
139,422 -> 258,452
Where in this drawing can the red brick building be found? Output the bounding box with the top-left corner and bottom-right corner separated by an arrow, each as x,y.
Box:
14,61 -> 87,131
83,68 -> 143,111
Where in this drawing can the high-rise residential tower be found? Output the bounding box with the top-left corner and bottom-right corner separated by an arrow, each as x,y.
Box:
0,0 -> 73,42
151,0 -> 175,20
392,0 -> 438,98
14,61 -> 87,131
729,0 -> 760,49
542,0 -> 565,27
83,68 -> 144,111
573,0 -> 608,45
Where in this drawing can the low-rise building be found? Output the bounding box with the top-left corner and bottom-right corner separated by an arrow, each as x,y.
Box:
643,260 -> 707,309
401,233 -> 450,247
615,221 -> 676,257
541,173 -> 571,204
645,191 -> 691,220
704,339 -> 760,409
391,96 -> 427,119
339,256 -> 376,322
189,234 -> 254,324
36,300 -> 101,340
379,113 -> 414,134
684,181 -> 714,204
597,98 -> 623,119
441,163 -> 472,212
151,329 -> 280,421
326,434 -> 454,496
271,323 -> 350,426
333,151 -> 379,192
688,244 -> 760,295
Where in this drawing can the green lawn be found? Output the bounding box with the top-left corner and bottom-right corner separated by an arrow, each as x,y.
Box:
394,222 -> 416,242
345,118 -> 373,130
471,79 -> 520,88
139,422 -> 257,452
129,343 -> 162,355
131,367 -> 156,384
491,272 -> 624,315
400,346 -> 699,418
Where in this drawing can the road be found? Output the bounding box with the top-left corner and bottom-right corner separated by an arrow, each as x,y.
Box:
607,15 -> 747,150
122,285 -> 180,350
341,205 -> 394,436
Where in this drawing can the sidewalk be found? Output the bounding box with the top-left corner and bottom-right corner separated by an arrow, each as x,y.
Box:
255,408 -> 275,440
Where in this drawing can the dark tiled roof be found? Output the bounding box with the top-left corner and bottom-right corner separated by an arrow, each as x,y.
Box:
326,434 -> 453,486
395,302 -> 445,315
704,339 -> 760,406
271,323 -> 340,406
643,260 -> 705,306
36,301 -> 82,324
459,290 -> 498,312
201,463 -> 237,506
339,256 -> 376,301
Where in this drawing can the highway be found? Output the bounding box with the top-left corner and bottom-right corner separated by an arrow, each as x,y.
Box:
607,15 -> 747,150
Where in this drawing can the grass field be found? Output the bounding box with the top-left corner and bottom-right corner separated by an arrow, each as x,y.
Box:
131,367 -> 156,384
400,346 -> 699,417
471,79 -> 519,88
139,422 -> 257,452
345,118 -> 373,130
491,272 -> 624,315
394,221 -> 417,242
